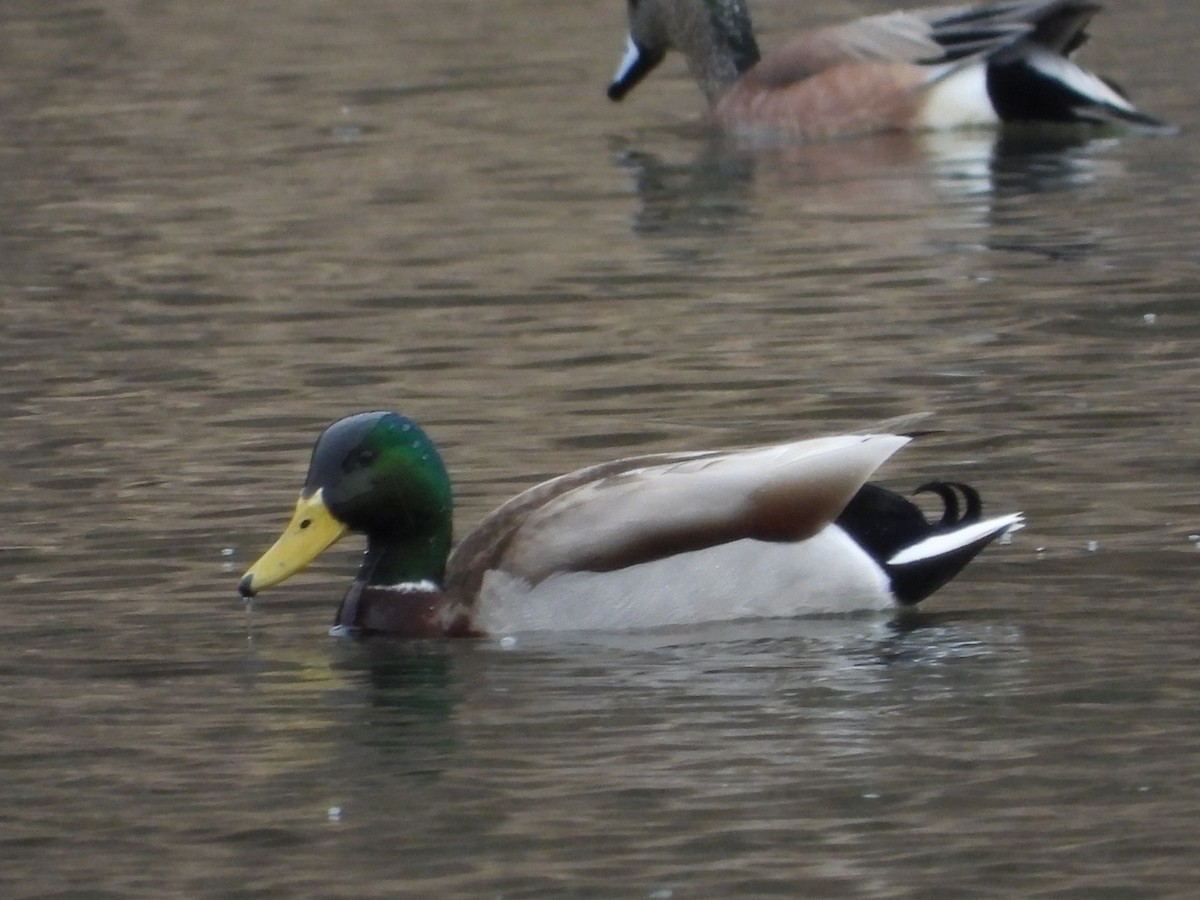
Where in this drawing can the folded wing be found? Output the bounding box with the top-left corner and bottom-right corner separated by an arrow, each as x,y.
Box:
497,434 -> 910,583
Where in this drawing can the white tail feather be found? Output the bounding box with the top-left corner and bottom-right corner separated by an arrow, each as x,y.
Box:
888,513 -> 1024,567
1026,48 -> 1138,113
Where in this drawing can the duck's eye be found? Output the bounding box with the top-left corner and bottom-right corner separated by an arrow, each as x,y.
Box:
341,447 -> 378,474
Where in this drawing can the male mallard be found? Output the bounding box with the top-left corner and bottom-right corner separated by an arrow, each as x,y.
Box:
607,0 -> 1171,140
238,412 -> 1023,637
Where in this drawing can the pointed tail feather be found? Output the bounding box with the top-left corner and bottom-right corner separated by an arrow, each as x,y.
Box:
889,512 -> 1025,566
988,50 -> 1174,133
886,512 -> 1023,605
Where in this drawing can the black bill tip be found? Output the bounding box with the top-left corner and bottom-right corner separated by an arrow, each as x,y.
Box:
608,37 -> 664,103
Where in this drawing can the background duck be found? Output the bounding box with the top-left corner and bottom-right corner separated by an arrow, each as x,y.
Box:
607,0 -> 1172,140
238,412 -> 1023,638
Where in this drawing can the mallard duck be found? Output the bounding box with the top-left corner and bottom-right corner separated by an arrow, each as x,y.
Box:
607,0 -> 1171,140
238,412 -> 1023,637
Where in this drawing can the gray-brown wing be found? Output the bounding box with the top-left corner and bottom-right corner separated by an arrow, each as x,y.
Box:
493,434 -> 910,585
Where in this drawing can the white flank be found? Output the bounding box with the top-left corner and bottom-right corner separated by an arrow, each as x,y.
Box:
921,64 -> 1000,130
888,513 -> 1025,567
477,528 -> 894,634
613,34 -> 641,83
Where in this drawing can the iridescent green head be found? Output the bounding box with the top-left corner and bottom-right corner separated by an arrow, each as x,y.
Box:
305,412 -> 452,535
239,412 -> 454,597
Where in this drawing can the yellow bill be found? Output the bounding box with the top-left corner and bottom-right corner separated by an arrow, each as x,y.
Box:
239,489 -> 349,597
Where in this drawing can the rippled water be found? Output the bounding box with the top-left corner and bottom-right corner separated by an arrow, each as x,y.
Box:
3,0 -> 1199,896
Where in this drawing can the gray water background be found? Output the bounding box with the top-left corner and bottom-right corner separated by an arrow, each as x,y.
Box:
2,1 -> 1199,896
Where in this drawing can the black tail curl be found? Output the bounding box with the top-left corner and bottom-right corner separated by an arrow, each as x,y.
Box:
914,481 -> 983,528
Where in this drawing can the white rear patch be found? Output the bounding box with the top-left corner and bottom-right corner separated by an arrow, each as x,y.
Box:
921,64 -> 1000,130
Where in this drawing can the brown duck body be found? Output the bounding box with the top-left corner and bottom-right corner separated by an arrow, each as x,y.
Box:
333,581 -> 478,637
712,61 -> 930,140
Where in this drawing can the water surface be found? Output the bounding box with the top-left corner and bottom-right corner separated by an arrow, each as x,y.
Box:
2,1 -> 1199,896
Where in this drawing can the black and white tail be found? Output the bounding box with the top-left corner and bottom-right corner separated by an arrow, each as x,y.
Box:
987,49 -> 1174,132
837,481 -> 1024,606
922,0 -> 1173,133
